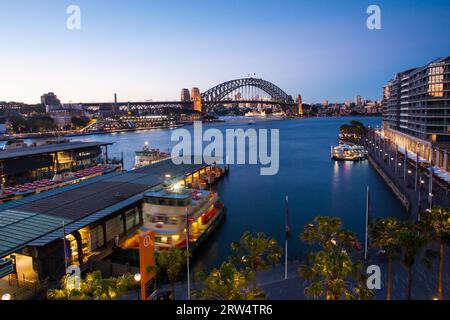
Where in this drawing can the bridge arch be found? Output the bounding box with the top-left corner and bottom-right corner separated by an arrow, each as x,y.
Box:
201,78 -> 294,105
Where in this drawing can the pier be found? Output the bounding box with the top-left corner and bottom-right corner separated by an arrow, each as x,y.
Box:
0,158 -> 225,290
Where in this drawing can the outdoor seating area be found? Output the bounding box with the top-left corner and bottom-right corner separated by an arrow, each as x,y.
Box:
0,164 -> 117,200
73,164 -> 116,179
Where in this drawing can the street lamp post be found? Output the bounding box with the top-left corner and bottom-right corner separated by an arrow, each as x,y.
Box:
407,170 -> 412,188
418,179 -> 425,217
134,273 -> 141,300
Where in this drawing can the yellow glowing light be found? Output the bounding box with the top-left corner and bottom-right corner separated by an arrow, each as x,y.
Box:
1,293 -> 11,300
172,182 -> 182,191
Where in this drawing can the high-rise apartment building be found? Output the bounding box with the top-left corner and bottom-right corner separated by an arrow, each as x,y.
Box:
41,92 -> 61,112
355,95 -> 362,107
382,56 -> 450,173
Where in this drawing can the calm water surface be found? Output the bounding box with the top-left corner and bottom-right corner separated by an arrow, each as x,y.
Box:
25,117 -> 406,271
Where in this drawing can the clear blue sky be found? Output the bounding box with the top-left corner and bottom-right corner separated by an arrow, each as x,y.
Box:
1,0 -> 449,104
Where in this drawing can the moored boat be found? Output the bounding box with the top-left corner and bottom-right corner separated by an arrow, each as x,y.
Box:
134,142 -> 170,169
331,144 -> 367,161
141,183 -> 226,252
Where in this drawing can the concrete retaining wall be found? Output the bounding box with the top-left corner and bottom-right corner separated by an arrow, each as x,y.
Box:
368,154 -> 410,212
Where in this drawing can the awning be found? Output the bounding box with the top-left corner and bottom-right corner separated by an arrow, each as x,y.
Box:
428,167 -> 450,184
397,146 -> 429,164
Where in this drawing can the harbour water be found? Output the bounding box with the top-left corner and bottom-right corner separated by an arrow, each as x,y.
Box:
21,117 -> 405,272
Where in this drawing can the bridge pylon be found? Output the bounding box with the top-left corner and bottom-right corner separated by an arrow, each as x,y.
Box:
191,87 -> 202,113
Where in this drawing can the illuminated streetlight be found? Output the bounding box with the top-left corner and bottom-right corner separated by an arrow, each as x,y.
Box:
134,273 -> 141,300
407,170 -> 412,187
134,273 -> 141,282
1,293 -> 11,300
172,182 -> 182,192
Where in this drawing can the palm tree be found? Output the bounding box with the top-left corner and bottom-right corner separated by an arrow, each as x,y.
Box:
299,246 -> 372,300
369,217 -> 407,300
418,206 -> 450,300
300,216 -> 359,253
192,262 -> 259,300
397,224 -> 428,300
47,271 -> 134,300
149,247 -> 186,300
299,217 -> 372,300
230,231 -> 282,292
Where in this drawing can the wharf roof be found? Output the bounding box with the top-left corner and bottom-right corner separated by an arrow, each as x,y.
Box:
0,141 -> 112,160
0,158 -> 209,257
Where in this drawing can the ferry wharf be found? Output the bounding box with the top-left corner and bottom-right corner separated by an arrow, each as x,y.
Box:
0,157 -> 225,298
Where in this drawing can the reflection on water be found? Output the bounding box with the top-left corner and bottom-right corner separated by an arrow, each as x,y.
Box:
16,117 -> 406,272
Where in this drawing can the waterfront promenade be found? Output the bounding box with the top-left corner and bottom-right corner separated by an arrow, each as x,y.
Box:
149,258 -> 450,300
365,129 -> 449,222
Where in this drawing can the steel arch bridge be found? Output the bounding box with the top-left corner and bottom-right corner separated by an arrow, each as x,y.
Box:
201,77 -> 296,113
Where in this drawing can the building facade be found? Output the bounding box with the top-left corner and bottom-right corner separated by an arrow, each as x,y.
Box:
41,92 -> 61,112
355,95 -> 362,107
382,56 -> 450,173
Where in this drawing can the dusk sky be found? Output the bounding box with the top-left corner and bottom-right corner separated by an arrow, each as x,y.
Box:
1,0 -> 449,104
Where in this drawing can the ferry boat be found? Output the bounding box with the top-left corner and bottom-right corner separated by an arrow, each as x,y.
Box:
134,142 -> 170,169
141,183 -> 225,252
271,112 -> 285,117
245,110 -> 267,117
3,139 -> 28,150
331,144 -> 367,161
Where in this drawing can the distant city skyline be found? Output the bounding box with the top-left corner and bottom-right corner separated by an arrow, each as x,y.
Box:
1,0 -> 449,104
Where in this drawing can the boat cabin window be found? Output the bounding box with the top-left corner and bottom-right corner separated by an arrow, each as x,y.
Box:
144,197 -> 191,207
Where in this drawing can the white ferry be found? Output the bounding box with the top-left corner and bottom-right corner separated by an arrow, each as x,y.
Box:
245,110 -> 267,117
134,142 -> 170,169
331,144 -> 367,161
141,183 -> 225,252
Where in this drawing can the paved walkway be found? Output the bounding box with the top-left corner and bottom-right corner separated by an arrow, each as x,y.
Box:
144,255 -> 450,300
366,137 -> 449,222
